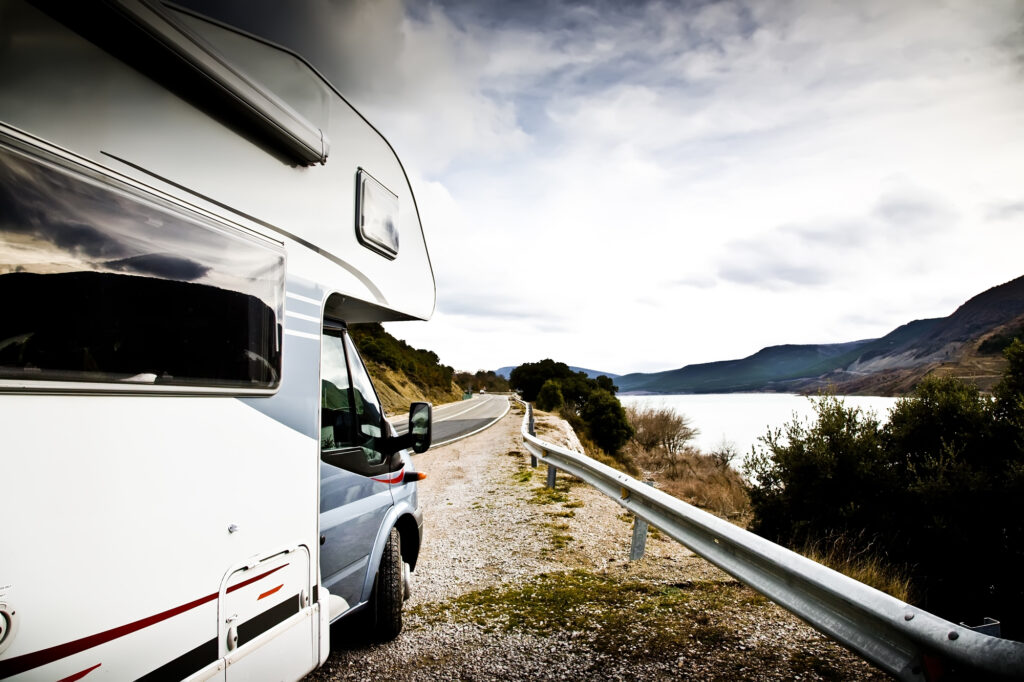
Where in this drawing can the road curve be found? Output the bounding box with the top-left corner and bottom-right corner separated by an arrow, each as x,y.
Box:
390,394 -> 510,447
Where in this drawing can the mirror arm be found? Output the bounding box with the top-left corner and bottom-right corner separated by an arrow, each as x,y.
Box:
379,432 -> 413,456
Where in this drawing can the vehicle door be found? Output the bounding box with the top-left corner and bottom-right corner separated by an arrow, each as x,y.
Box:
318,323 -> 394,612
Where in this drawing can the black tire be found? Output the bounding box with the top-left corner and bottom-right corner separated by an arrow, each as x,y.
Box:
371,527 -> 403,641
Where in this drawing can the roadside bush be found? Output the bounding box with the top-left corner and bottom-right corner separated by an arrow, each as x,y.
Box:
745,396 -> 892,549
559,408 -> 638,476
746,345 -> 1024,636
512,359 -> 634,463
536,379 -> 565,411
509,359 -> 576,402
799,532 -> 913,603
658,447 -> 751,518
628,404 -> 697,453
578,389 -> 634,456
625,405 -> 749,519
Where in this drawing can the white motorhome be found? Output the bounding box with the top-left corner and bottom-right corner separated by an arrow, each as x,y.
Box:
0,1 -> 434,679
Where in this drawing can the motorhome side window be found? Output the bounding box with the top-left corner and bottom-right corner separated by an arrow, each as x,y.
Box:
0,141 -> 285,390
345,333 -> 387,462
320,329 -> 387,471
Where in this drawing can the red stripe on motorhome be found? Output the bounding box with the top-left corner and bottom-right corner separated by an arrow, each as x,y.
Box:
371,466 -> 405,484
0,564 -> 288,679
258,584 -> 284,601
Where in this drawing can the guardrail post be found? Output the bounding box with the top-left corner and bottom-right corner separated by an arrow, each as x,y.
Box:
546,462 -> 557,489
528,404 -> 537,468
628,481 -> 656,561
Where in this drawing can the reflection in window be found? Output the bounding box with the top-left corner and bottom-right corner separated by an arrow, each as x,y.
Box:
170,8 -> 330,134
320,328 -> 388,472
345,333 -> 385,465
321,331 -> 353,451
0,141 -> 284,389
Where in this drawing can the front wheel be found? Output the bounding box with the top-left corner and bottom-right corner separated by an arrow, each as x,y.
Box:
370,527 -> 403,641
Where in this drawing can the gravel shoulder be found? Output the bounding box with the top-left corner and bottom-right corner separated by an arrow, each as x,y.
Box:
307,404 -> 888,681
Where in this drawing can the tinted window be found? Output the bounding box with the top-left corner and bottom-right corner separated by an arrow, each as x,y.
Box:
345,333 -> 386,465
0,141 -> 284,389
320,330 -> 353,451
320,328 -> 388,474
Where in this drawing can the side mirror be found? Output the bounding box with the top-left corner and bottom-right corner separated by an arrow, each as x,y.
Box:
408,402 -> 432,454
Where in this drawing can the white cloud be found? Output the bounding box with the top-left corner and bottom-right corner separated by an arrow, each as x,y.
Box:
359,0 -> 1024,374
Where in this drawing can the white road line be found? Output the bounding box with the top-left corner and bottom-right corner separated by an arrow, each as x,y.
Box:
389,396 -> 508,426
434,398 -> 499,422
432,398 -> 511,448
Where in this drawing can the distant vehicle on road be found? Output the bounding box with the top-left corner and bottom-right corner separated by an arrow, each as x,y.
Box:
0,2 -> 433,679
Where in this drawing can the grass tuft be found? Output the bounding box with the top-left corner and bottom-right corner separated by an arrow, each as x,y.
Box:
411,570 -> 751,659
800,533 -> 914,602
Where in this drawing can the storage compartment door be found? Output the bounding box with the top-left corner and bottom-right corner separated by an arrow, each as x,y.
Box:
220,548 -> 315,680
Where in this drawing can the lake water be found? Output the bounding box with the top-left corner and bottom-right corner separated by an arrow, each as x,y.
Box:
619,393 -> 900,460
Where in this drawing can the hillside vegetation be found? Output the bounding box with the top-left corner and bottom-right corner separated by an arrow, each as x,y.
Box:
510,359 -> 635,472
455,370 -> 509,393
349,323 -> 461,414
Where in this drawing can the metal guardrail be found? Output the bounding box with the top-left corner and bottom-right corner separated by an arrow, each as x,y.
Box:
520,404 -> 1024,681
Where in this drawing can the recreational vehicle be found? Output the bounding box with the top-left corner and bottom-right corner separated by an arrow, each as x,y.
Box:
0,1 -> 434,679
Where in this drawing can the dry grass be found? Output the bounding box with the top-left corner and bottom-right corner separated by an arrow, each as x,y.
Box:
800,533 -> 914,602
624,406 -> 750,520
576,430 -> 639,476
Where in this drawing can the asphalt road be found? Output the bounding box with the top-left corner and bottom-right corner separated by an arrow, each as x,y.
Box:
390,394 -> 510,447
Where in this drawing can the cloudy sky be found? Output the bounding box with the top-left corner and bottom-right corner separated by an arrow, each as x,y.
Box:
198,0 -> 1024,375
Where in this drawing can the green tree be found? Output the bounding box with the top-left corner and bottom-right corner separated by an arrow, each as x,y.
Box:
511,359 -> 634,459
535,379 -> 565,411
993,338 -> 1024,430
509,359 -> 575,401
578,388 -> 634,456
455,370 -> 510,393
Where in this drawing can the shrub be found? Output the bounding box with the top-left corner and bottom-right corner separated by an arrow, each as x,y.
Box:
744,395 -> 891,549
512,359 -> 634,459
455,369 -> 510,393
578,389 -> 634,456
746,353 -> 1024,636
509,359 -> 576,402
536,379 -> 564,411
627,404 -> 698,453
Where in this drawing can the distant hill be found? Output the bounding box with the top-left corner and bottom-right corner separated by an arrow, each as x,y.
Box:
616,275 -> 1024,396
496,365 -> 620,381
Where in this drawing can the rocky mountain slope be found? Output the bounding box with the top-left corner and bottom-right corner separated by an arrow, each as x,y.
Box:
616,275 -> 1024,396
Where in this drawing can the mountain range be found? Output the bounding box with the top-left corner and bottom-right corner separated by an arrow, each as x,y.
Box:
611,275 -> 1024,396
